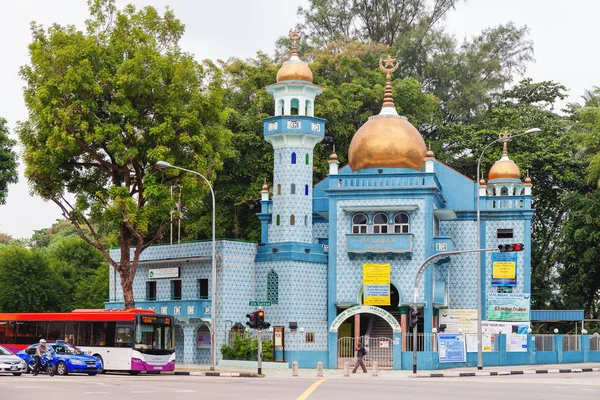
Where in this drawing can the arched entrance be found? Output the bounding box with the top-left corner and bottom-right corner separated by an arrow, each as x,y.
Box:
330,306 -> 401,368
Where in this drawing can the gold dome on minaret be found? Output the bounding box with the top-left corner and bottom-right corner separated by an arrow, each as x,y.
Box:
488,138 -> 521,180
348,55 -> 426,171
276,28 -> 313,83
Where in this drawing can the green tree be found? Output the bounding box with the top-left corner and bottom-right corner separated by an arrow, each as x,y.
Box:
0,117 -> 18,205
17,0 -> 232,308
0,246 -> 67,312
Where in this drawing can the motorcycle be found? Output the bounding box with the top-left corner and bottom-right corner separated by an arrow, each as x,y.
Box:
29,352 -> 55,376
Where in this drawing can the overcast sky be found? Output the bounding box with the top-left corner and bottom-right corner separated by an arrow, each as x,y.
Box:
0,0 -> 598,239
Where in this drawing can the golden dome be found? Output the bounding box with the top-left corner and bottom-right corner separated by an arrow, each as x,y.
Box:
348,115 -> 427,171
524,170 -> 532,184
276,59 -> 313,83
276,28 -> 313,83
480,178 -> 486,185
347,55 -> 426,172
262,179 -> 269,191
328,145 -> 339,162
488,142 -> 521,180
425,142 -> 435,158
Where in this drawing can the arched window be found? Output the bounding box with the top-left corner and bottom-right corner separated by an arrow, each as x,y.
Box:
290,183 -> 296,194
393,213 -> 410,233
290,98 -> 299,115
304,215 -> 308,226
373,213 -> 388,233
500,186 -> 509,196
290,214 -> 295,225
277,184 -> 281,195
277,99 -> 284,116
352,213 -> 368,234
196,325 -> 211,348
305,184 -> 309,196
267,270 -> 279,304
305,154 -> 309,165
291,152 -> 297,164
276,215 -> 280,226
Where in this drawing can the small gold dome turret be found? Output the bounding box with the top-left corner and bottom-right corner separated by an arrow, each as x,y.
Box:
480,178 -> 487,185
524,170 -> 532,184
276,28 -> 313,83
328,145 -> 339,162
488,138 -> 521,180
348,55 -> 426,171
425,142 -> 435,158
262,179 -> 269,192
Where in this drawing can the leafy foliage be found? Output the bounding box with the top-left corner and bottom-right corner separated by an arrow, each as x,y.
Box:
0,246 -> 68,312
0,118 -> 18,205
17,0 -> 232,308
220,333 -> 273,361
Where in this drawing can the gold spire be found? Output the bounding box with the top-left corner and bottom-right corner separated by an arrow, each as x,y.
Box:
262,179 -> 269,191
379,55 -> 399,108
426,142 -> 435,158
488,133 -> 521,180
289,28 -> 301,57
329,144 -> 339,162
524,170 -> 532,184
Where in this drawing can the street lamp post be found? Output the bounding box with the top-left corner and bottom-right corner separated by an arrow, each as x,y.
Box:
475,128 -> 541,370
156,161 -> 217,371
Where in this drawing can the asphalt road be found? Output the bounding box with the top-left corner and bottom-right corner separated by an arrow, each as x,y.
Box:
0,372 -> 599,400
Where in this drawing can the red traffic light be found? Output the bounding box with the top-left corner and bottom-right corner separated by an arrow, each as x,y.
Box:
498,243 -> 525,252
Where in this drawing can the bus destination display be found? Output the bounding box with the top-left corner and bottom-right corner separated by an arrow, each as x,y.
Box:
141,316 -> 172,326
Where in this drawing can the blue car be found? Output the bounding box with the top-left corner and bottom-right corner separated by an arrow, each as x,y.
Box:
17,341 -> 103,376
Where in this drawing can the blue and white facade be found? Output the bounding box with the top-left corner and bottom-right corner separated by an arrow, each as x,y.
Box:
106,41 -> 536,369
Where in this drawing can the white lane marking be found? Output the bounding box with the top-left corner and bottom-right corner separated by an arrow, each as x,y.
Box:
84,392 -> 111,394
14,386 -> 41,389
131,391 -> 155,393
175,389 -> 196,393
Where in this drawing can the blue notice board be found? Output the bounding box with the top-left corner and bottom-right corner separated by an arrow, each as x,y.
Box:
438,334 -> 466,363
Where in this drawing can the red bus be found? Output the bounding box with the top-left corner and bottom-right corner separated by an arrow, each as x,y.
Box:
0,309 -> 175,373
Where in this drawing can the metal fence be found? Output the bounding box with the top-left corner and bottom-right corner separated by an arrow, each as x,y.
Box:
337,336 -> 393,369
562,335 -> 580,351
590,334 -> 600,351
535,334 -> 554,351
405,333 -> 499,352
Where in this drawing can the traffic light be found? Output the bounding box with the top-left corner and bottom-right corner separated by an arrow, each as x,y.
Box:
409,308 -> 420,329
256,310 -> 270,330
246,312 -> 257,329
498,243 -> 525,252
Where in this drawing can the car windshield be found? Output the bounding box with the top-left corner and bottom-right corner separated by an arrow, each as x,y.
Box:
0,346 -> 12,356
52,345 -> 83,355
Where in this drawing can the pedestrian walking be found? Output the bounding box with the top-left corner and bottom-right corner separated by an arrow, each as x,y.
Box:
352,340 -> 367,373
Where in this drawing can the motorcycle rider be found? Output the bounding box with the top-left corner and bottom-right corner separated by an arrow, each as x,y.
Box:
33,339 -> 54,376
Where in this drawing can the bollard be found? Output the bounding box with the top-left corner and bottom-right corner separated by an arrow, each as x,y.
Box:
317,361 -> 323,377
344,361 -> 349,377
372,361 -> 378,377
292,361 -> 298,377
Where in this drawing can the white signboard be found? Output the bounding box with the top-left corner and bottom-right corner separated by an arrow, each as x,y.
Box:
506,334 -> 528,352
149,267 -> 180,279
465,334 -> 493,352
439,309 -> 478,333
481,321 -> 530,334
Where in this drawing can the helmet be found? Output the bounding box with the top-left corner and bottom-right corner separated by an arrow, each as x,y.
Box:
39,339 -> 47,344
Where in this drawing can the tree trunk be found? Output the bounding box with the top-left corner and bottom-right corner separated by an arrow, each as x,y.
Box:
119,223 -> 135,309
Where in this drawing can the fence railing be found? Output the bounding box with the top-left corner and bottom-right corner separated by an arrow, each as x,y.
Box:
562,335 -> 580,351
589,334 -> 600,351
535,334 -> 554,352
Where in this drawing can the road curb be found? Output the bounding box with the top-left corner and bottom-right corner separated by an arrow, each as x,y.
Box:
422,367 -> 600,378
157,371 -> 261,378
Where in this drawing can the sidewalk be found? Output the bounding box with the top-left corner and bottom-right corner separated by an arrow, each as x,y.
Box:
172,362 -> 600,379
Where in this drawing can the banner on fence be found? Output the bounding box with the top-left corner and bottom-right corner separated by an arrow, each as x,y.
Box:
481,321 -> 530,334
506,334 -> 528,352
491,252 -> 517,286
465,334 -> 493,352
439,309 -> 478,333
363,263 -> 390,305
438,333 -> 466,363
487,293 -> 530,321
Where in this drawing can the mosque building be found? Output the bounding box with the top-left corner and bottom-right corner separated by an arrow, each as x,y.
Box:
105,29 -> 534,369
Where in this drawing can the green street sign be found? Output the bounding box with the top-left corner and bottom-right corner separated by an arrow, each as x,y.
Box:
249,301 -> 272,307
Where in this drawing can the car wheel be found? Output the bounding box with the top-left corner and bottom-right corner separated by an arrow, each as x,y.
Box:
93,355 -> 106,374
87,372 -> 97,376
130,370 -> 140,375
12,373 -> 22,376
56,361 -> 68,376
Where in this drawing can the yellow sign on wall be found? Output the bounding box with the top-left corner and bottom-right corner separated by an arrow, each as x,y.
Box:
363,263 -> 390,305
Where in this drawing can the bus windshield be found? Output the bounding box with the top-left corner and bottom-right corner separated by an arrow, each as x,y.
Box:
134,315 -> 174,353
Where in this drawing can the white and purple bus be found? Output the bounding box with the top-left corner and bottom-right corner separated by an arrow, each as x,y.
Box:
0,309 -> 175,374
